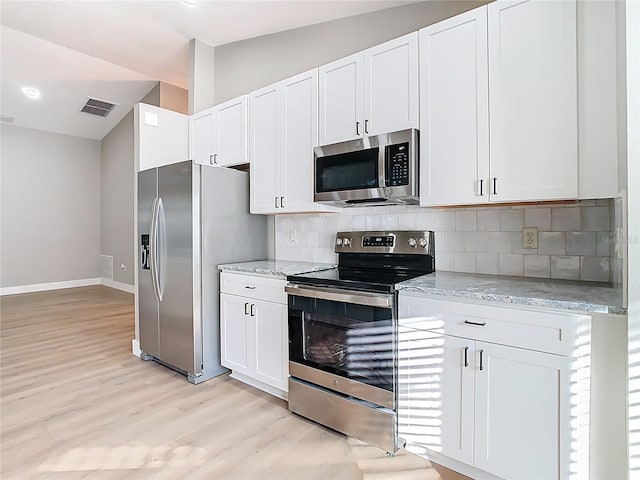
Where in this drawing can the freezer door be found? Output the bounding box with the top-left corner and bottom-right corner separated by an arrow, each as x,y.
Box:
157,161 -> 197,375
138,168 -> 160,357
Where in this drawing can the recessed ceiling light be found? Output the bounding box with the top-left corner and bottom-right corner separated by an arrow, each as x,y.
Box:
21,87 -> 41,99
183,0 -> 197,5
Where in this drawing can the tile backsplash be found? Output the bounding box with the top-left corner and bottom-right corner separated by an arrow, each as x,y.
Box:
275,199 -> 624,284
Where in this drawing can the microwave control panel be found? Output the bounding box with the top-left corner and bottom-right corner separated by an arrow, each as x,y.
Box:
385,142 -> 410,187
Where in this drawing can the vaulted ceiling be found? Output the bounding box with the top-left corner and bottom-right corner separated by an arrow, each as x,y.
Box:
0,0 -> 415,139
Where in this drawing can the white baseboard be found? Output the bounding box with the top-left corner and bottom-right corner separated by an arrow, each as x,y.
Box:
101,278 -> 135,294
132,339 -> 141,358
0,278 -> 101,296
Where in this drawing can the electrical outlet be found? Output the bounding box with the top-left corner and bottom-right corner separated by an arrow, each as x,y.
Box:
121,263 -> 127,271
290,230 -> 297,244
522,227 -> 538,249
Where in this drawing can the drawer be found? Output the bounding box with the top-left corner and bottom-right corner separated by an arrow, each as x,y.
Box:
220,271 -> 286,304
399,293 -> 590,357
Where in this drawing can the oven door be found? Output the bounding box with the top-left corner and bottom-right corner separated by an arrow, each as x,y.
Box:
285,284 -> 395,409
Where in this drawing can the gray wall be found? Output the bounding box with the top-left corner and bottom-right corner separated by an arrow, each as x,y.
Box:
0,124 -> 101,287
101,110 -> 135,286
214,0 -> 487,103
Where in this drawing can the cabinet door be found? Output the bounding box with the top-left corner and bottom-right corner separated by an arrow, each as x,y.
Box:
249,85 -> 281,214
281,69 -> 318,212
136,103 -> 189,171
488,0 -> 577,202
419,7 -> 489,206
318,52 -> 363,145
474,342 -> 572,480
216,96 -> 247,167
220,293 -> 251,375
398,328 -> 474,465
190,108 -> 216,166
252,300 -> 288,391
364,32 -> 419,136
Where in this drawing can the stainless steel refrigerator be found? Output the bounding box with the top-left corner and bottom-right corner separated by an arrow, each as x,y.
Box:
137,160 -> 267,383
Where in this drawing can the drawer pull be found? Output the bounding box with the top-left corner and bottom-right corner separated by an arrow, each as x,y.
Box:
244,286 -> 256,289
479,349 -> 485,371
464,346 -> 469,368
464,320 -> 487,327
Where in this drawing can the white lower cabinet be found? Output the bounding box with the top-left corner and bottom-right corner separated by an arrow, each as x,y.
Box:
398,294 -> 588,480
220,272 -> 288,398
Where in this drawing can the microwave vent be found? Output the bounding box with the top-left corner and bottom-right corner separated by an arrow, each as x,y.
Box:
81,98 -> 117,117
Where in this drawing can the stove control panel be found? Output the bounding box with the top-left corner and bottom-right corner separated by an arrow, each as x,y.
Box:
362,235 -> 394,247
335,230 -> 435,255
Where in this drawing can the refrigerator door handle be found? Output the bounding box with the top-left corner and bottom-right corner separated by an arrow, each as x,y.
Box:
149,198 -> 161,303
156,197 -> 166,302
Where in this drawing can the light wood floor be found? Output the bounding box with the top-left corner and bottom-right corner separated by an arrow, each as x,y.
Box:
0,286 -> 471,480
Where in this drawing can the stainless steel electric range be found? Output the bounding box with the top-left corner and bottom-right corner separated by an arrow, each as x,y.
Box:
285,230 -> 435,453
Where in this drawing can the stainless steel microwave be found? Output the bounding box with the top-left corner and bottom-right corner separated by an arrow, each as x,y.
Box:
314,129 -> 419,207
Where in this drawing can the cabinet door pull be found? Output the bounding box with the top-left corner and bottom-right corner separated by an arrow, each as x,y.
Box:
464,320 -> 487,327
464,346 -> 469,367
492,177 -> 497,195
280,196 -> 285,208
364,119 -> 369,134
356,121 -> 361,136
274,196 -> 279,209
209,154 -> 215,165
479,349 -> 485,371
244,302 -> 249,315
479,179 -> 484,196
250,304 -> 255,317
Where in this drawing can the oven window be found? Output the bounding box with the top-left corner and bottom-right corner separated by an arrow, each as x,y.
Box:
316,148 -> 379,193
289,296 -> 394,391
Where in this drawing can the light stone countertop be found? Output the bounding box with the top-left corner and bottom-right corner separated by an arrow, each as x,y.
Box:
397,271 -> 626,315
218,260 -> 336,279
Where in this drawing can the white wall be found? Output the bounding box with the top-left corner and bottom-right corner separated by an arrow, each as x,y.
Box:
213,0 -> 487,104
0,125 -> 101,290
100,110 -> 135,287
627,0 -> 639,475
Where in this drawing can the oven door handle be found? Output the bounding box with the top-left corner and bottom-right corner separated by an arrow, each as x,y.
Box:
285,284 -> 394,308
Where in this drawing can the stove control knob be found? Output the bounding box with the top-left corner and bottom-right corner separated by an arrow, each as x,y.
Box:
336,238 -> 343,246
408,237 -> 417,248
418,238 -> 428,248
343,238 -> 351,247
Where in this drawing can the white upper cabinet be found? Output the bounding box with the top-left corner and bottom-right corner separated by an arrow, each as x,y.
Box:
363,33 -> 419,136
319,32 -> 418,146
419,6 -> 489,206
189,95 -> 247,167
577,0 -> 622,199
487,0 -> 578,202
215,96 -> 248,167
249,85 -> 280,213
136,103 -> 189,171
318,52 -> 363,145
250,69 -> 340,214
281,71 -> 320,212
420,0 -> 579,206
190,107 -> 215,166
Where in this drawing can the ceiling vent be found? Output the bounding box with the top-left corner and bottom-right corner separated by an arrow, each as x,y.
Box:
0,114 -> 16,123
81,98 -> 117,118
